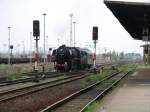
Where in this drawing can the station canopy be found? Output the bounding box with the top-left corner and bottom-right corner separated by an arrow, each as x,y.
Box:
104,0 -> 150,41
140,44 -> 150,48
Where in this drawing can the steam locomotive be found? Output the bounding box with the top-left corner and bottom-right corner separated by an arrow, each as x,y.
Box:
52,45 -> 93,71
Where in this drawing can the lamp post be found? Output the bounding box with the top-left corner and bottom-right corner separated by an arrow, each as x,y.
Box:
46,35 -> 48,54
3,44 -> 7,54
8,27 -> 11,65
43,13 -> 46,64
30,32 -> 32,64
104,47 -> 107,62
69,13 -> 73,47
17,44 -> 20,56
22,41 -> 25,56
46,35 -> 49,64
73,21 -> 76,47
57,38 -> 60,47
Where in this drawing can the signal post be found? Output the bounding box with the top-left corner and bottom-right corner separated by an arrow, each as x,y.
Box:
92,26 -> 98,72
33,20 -> 40,72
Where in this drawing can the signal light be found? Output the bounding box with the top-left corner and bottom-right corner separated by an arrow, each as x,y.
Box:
33,20 -> 40,36
10,45 -> 13,49
92,27 -> 98,40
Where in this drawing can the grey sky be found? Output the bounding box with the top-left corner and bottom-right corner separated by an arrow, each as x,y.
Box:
0,0 -> 145,54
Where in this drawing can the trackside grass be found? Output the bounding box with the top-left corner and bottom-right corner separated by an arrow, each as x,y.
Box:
137,64 -> 150,69
0,63 -> 54,80
83,101 -> 100,112
81,67 -> 117,87
83,64 -> 135,112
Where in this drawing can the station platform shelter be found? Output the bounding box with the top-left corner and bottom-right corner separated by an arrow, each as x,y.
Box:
104,0 -> 150,41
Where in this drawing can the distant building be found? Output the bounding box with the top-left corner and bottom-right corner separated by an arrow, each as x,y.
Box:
124,53 -> 142,61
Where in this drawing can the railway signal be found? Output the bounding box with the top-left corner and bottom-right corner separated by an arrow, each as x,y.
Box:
92,26 -> 98,70
93,27 -> 98,40
33,20 -> 40,72
47,48 -> 52,62
10,45 -> 13,65
33,20 -> 40,37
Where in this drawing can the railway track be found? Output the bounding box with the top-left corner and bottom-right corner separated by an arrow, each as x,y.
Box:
0,70 -> 120,112
0,63 -> 126,112
0,71 -> 76,87
0,63 -> 116,84
40,71 -> 131,112
0,62 -> 118,87
0,71 -> 88,103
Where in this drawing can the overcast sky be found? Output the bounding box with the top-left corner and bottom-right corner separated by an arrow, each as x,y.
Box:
0,0 -> 146,54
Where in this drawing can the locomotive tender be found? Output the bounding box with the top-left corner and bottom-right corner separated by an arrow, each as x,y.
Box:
52,45 -> 93,71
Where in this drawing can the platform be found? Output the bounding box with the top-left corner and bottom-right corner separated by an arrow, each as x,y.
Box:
93,68 -> 150,112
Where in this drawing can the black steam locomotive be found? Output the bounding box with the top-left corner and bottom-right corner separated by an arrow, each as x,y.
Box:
52,45 -> 93,71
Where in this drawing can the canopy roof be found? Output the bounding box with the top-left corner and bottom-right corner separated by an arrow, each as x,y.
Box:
104,0 -> 150,41
140,44 -> 150,47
